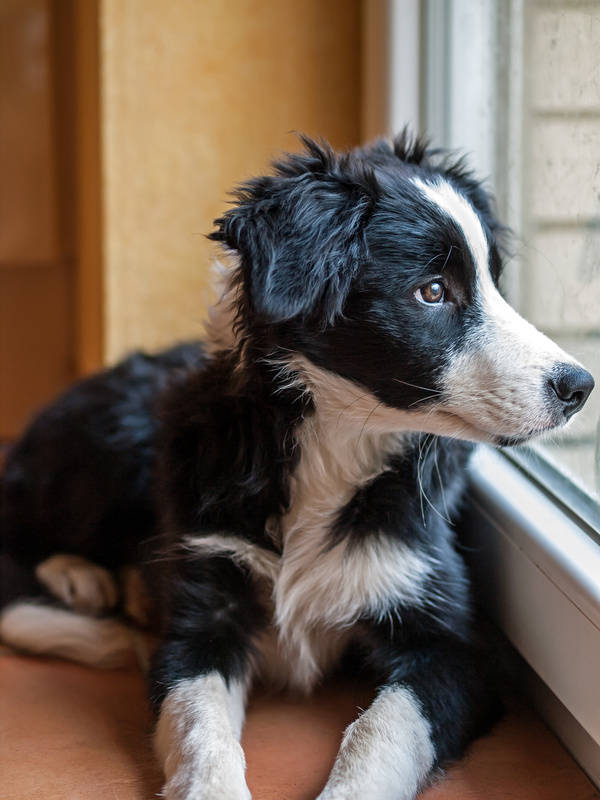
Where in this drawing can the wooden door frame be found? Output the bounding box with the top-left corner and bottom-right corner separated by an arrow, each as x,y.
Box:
71,0 -> 104,374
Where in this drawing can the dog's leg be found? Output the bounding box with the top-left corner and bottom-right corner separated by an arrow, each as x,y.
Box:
316,684 -> 434,800
35,554 -> 119,615
149,552 -> 264,800
316,641 -> 501,800
155,671 -> 250,800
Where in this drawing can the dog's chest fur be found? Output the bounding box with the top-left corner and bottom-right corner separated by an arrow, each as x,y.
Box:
249,409 -> 433,693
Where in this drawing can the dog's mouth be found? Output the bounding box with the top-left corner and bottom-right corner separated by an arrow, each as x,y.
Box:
431,408 -> 562,447
493,430 -> 548,447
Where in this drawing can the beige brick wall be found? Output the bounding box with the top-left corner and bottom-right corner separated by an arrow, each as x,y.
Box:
523,4 -> 600,324
530,119 -> 600,222
526,229 -> 600,331
531,8 -> 600,111
520,2 -> 600,490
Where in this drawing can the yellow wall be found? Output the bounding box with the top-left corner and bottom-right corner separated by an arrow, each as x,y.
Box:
101,0 -> 361,361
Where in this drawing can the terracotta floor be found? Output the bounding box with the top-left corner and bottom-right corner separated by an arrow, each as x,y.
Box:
0,654 -> 597,800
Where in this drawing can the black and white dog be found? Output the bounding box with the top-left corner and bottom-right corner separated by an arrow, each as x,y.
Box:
0,134 -> 594,800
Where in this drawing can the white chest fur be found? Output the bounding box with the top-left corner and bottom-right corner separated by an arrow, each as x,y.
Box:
186,364 -> 435,692
270,405 -> 433,691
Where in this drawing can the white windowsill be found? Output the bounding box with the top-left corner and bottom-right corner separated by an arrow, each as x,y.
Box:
465,446 -> 600,785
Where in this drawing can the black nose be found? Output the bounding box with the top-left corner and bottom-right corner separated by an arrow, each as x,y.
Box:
548,365 -> 595,419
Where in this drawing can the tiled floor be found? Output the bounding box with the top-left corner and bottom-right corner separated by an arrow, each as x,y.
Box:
0,654 -> 597,800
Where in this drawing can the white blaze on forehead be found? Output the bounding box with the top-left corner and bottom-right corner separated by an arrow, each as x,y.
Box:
410,182 -> 583,441
413,177 -> 490,282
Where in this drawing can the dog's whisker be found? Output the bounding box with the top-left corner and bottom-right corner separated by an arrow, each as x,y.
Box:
434,437 -> 451,521
417,433 -> 452,526
393,378 -> 443,395
440,244 -> 455,272
335,389 -> 381,428
421,252 -> 445,271
408,393 -> 442,408
416,432 -> 432,526
355,400 -> 383,455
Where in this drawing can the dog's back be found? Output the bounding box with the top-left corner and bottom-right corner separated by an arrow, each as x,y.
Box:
1,342 -> 205,598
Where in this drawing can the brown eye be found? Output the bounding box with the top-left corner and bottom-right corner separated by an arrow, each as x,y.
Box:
416,280 -> 445,305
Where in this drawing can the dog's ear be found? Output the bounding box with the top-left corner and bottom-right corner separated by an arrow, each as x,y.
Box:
209,139 -> 375,324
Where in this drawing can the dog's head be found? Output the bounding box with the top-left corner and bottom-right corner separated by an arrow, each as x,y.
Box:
210,133 -> 594,445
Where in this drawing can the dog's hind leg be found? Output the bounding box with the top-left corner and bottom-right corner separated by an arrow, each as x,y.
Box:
35,554 -> 119,616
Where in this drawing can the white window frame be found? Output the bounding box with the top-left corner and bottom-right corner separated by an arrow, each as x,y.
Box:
362,0 -> 600,786
467,447 -> 600,786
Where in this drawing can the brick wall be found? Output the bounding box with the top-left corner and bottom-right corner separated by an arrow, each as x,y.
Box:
520,2 -> 600,490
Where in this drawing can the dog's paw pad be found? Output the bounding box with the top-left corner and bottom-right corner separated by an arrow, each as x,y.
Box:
36,555 -> 118,615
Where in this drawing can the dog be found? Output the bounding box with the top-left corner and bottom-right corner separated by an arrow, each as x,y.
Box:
0,133 -> 594,800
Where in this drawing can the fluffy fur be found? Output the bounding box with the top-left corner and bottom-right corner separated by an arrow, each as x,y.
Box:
0,132 -> 594,799
316,687 -> 435,800
154,673 -> 249,800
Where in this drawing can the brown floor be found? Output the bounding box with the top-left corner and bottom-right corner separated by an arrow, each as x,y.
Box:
0,654 -> 597,800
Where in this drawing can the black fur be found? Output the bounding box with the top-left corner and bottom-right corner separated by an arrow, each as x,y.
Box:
1,343 -> 205,574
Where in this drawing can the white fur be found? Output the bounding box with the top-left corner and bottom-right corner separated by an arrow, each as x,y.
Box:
184,534 -> 280,584
265,357 -> 433,692
316,686 -> 435,800
443,290 -> 574,438
35,554 -> 119,615
414,177 -> 489,273
286,351 -> 517,445
413,177 -> 582,440
0,603 -> 146,668
155,672 -> 251,800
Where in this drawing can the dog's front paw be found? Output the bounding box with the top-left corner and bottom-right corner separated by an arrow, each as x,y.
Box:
36,555 -> 118,615
161,738 -> 251,800
162,775 -> 251,800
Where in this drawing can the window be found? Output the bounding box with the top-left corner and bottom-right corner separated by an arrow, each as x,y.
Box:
424,0 -> 600,502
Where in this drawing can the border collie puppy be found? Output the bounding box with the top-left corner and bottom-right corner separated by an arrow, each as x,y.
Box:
0,134 -> 594,800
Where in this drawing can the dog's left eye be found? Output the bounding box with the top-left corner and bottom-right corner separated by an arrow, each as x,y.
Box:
415,280 -> 445,305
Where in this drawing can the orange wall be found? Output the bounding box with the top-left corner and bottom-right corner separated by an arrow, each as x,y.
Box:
101,0 -> 362,361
